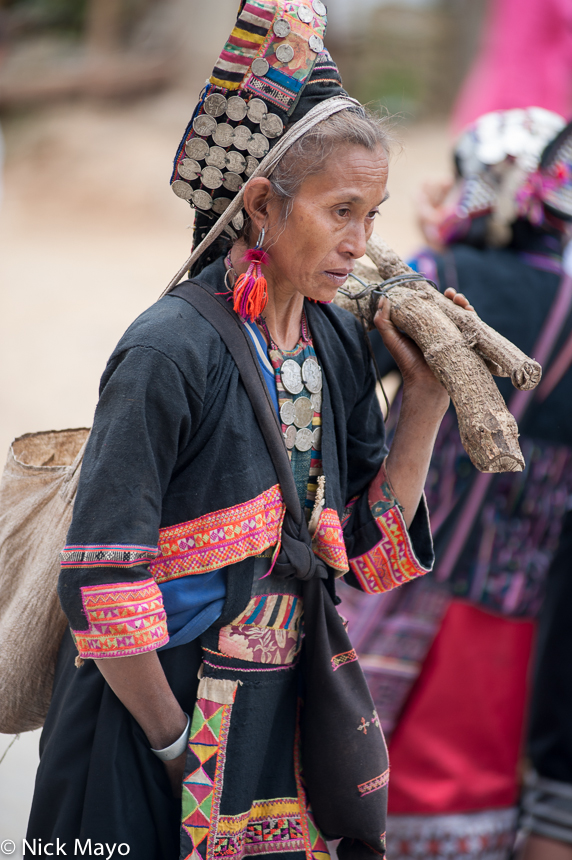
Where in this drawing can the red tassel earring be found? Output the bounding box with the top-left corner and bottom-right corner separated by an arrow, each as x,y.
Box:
233,228 -> 269,321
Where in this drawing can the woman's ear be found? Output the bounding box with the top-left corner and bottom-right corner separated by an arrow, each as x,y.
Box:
242,177 -> 273,233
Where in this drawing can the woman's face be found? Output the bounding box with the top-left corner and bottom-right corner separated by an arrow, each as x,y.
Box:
261,143 -> 389,302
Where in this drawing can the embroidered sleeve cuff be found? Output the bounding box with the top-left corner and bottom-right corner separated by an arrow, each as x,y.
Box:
348,495 -> 434,594
71,578 -> 169,658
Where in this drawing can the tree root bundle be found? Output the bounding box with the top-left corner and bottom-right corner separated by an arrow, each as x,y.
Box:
335,233 -> 542,473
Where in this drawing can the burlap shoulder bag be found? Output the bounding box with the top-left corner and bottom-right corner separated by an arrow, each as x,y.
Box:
0,428 -> 88,733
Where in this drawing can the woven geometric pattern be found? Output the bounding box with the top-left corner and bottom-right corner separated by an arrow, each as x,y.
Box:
72,579 -> 168,658
150,484 -> 284,583
231,593 -> 302,629
312,507 -> 349,573
214,798 -> 305,856
349,507 -> 432,595
331,649 -> 358,672
211,1 -> 275,90
357,768 -> 390,798
60,543 -> 159,569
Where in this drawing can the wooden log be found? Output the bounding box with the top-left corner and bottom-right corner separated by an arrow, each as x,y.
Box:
335,235 -> 543,473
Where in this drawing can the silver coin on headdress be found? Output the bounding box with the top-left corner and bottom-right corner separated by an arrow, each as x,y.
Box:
193,115 -> 217,138
275,43 -> 295,63
212,197 -> 232,215
191,189 -> 213,210
312,0 -> 327,16
298,4 -> 313,23
233,126 -> 253,151
310,391 -> 322,412
295,427 -> 314,452
273,17 -> 291,37
178,158 -> 202,181
293,396 -> 314,429
312,427 -> 322,450
204,93 -> 228,117
260,113 -> 284,139
281,360 -> 304,395
308,34 -> 324,53
223,172 -> 244,192
280,400 -> 295,426
284,424 -> 297,449
206,146 -> 227,169
213,123 -> 235,148
185,137 -> 209,161
251,57 -> 270,77
171,179 -> 193,200
232,210 -> 245,231
248,133 -> 270,158
245,155 -> 259,177
247,98 -> 268,124
225,150 -> 246,173
201,165 -> 224,190
302,358 -> 322,393
226,96 -> 248,122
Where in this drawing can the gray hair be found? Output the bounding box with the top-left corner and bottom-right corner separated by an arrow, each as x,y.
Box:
239,107 -> 393,244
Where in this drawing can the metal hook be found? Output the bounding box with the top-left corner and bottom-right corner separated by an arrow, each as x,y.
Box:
255,227 -> 265,250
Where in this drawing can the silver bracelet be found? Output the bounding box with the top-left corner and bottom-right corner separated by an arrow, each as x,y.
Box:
150,713 -> 190,761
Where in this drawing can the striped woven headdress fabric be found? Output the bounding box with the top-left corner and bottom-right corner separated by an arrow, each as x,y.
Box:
170,0 -> 348,244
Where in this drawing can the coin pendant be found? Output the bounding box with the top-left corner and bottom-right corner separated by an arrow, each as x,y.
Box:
223,172 -> 244,193
312,427 -> 322,450
247,98 -> 268,124
295,427 -> 313,452
233,126 -> 253,150
298,4 -> 313,22
213,123 -> 235,148
245,155 -> 259,177
226,96 -> 248,122
204,93 -> 228,117
206,146 -> 226,169
312,0 -> 327,15
178,158 -> 202,181
281,359 -> 303,395
275,43 -> 295,63
260,113 -> 284,139
201,165 -> 224,190
191,189 -> 213,210
185,137 -> 209,161
308,34 -> 324,53
212,196 -> 232,215
310,391 -> 322,412
193,115 -> 217,137
171,179 -> 193,200
293,396 -> 314,429
232,210 -> 245,231
225,150 -> 246,173
280,400 -> 295,425
302,358 -> 322,393
284,424 -> 297,449
273,18 -> 291,38
248,133 -> 270,158
251,57 -> 270,77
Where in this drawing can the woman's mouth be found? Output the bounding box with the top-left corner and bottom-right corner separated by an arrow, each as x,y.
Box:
324,270 -> 350,286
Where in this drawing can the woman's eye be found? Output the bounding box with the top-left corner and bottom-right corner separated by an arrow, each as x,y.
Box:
367,209 -> 379,220
336,207 -> 351,217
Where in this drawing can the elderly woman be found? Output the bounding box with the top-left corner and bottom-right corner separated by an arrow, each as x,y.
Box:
26,3 -> 461,858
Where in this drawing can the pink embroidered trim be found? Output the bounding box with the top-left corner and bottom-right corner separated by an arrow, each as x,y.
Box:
349,506 -> 431,594
357,768 -> 390,797
73,579 -> 168,658
313,507 -> 349,573
331,649 -> 358,671
203,658 -> 299,673
150,484 -> 285,583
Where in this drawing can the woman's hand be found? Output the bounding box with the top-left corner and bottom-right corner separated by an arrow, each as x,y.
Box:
443,286 -> 474,311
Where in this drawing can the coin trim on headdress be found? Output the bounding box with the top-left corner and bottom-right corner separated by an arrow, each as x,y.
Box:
193,115 -> 217,137
178,159 -> 202,181
204,93 -> 228,117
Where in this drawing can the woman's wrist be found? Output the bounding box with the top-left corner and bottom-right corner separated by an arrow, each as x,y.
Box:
143,708 -> 189,752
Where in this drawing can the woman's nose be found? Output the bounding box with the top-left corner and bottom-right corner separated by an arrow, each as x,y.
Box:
340,222 -> 368,259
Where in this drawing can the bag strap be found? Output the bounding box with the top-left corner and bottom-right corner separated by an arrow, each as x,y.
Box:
436,271 -> 572,586
170,280 -> 303,522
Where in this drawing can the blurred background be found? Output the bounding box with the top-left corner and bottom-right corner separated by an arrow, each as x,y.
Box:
0,0 -> 499,851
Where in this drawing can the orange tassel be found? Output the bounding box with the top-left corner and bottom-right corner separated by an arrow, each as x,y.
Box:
233,254 -> 268,321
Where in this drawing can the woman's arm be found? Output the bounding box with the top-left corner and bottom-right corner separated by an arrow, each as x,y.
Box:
373,289 -> 472,527
96,653 -> 188,797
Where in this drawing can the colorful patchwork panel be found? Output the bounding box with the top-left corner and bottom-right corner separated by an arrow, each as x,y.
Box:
72,579 -> 168,658
150,484 -> 285,583
349,506 -> 432,595
60,543 -> 159,569
214,798 -> 305,856
218,593 -> 302,665
211,0 -> 276,90
312,507 -> 349,573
